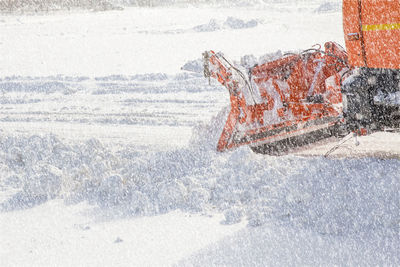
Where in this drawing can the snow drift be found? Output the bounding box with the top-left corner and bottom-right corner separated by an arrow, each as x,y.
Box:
1,110 -> 399,240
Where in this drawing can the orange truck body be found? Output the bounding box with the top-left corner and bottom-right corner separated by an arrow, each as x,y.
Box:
343,0 -> 400,69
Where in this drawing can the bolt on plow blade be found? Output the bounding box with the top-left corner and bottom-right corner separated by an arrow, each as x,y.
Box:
203,42 -> 351,152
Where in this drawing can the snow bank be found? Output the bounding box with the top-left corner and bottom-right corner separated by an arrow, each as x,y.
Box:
142,16 -> 260,36
223,16 -> 258,29
1,111 -> 399,237
0,73 -> 205,96
193,17 -> 259,32
314,1 -> 341,13
192,19 -> 222,32
181,59 -> 204,74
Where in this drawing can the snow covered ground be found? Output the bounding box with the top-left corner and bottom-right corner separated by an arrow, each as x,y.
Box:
1,1 -> 399,266
1,201 -> 244,266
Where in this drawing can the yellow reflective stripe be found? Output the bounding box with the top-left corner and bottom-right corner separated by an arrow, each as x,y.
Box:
362,22 -> 400,31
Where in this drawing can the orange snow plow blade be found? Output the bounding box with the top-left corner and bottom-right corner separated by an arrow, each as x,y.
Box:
204,42 -> 351,152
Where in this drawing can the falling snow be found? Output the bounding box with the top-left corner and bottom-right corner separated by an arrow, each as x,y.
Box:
0,0 -> 399,266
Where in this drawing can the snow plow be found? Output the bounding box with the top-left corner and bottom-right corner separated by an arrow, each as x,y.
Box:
203,0 -> 400,154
